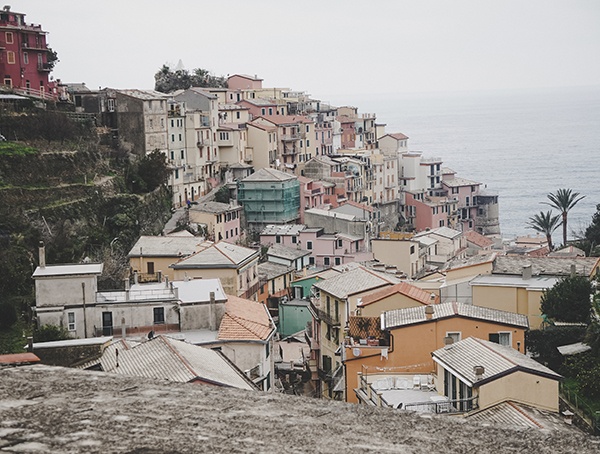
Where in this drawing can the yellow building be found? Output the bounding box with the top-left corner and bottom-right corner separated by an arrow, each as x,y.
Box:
432,337 -> 561,412
128,234 -> 209,282
170,242 -> 260,300
471,256 -> 600,329
344,302 -> 528,404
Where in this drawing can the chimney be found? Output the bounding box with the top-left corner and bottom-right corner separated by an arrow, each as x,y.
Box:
562,410 -> 574,425
473,365 -> 485,381
165,276 -> 169,288
570,264 -> 577,277
38,241 -> 46,268
124,278 -> 130,291
425,305 -> 434,320
209,291 -> 216,331
522,264 -> 532,280
157,270 -> 162,283
27,336 -> 33,352
121,317 -> 126,338
133,271 -> 139,285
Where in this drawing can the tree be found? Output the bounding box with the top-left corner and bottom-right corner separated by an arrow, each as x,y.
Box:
129,150 -> 170,193
540,275 -> 593,324
584,204 -> 600,256
33,325 -> 72,343
154,65 -> 227,93
527,210 -> 561,251
544,189 -> 585,247
584,291 -> 600,356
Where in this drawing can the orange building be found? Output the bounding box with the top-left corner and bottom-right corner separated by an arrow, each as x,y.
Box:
344,302 -> 528,403
357,281 -> 439,317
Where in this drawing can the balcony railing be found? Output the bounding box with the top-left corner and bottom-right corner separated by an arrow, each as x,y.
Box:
403,396 -> 478,414
317,309 -> 340,327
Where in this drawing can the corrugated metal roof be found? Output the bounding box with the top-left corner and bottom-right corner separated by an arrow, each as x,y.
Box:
81,336 -> 254,389
314,267 -> 395,299
32,263 -> 103,278
432,337 -> 561,387
383,302 -> 529,330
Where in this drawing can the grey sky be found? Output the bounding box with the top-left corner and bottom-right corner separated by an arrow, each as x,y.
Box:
22,0 -> 600,100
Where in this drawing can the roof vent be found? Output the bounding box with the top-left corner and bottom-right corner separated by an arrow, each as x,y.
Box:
425,305 -> 434,319
473,365 -> 485,380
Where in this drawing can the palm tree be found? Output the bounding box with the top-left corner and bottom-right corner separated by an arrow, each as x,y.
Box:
544,189 -> 585,248
527,210 -> 561,251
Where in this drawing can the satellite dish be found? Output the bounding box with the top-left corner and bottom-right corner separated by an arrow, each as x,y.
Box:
353,348 -> 362,357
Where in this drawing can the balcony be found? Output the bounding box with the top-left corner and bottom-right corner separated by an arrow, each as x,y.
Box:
281,133 -> 302,141
317,309 -> 340,327
37,63 -> 52,72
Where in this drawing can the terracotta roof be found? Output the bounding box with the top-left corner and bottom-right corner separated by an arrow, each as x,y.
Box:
0,353 -> 40,365
218,295 -> 274,341
385,133 -> 409,140
464,230 -> 494,248
172,242 -> 258,269
360,282 -> 438,306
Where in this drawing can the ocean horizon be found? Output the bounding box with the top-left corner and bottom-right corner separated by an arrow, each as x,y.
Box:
324,85 -> 600,243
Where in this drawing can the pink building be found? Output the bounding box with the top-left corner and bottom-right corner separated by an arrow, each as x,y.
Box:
259,224 -> 371,268
226,74 -> 263,91
441,171 -> 482,232
298,176 -> 325,223
404,192 -> 458,232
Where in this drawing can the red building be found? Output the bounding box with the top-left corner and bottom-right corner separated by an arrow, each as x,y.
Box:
0,6 -> 55,99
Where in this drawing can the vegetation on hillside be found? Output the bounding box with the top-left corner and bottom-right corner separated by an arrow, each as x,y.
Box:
0,107 -> 173,353
154,64 -> 227,93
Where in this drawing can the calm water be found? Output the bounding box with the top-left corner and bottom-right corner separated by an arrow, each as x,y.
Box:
328,86 -> 600,241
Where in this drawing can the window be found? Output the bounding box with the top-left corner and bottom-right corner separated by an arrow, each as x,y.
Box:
236,111 -> 240,119
410,245 -> 415,254
147,261 -> 155,274
153,307 -> 165,325
446,332 -> 461,344
306,241 -> 313,250
171,134 -> 175,142
67,312 -> 76,331
489,332 -> 511,346
265,343 -> 270,358
309,256 -> 315,265
275,235 -> 281,244
181,150 -> 184,159
5,31 -> 13,44
291,236 -> 297,244
324,257 -> 330,266
334,257 -> 341,266
23,52 -> 28,65
7,51 -> 15,64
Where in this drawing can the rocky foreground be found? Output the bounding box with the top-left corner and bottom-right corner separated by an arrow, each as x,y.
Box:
0,365 -> 598,453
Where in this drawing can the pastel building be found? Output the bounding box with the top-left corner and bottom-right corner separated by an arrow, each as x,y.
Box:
188,201 -> 243,243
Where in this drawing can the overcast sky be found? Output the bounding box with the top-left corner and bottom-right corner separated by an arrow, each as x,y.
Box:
21,0 -> 600,101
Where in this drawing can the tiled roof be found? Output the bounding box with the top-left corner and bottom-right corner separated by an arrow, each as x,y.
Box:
386,133 -> 409,140
267,244 -> 310,261
172,242 -> 258,269
314,266 -> 395,299
360,282 -> 438,307
32,263 -> 103,278
548,246 -> 586,258
432,337 -> 561,387
0,353 -> 40,365
260,224 -> 306,236
258,261 -> 294,280
492,256 -> 600,277
79,336 -> 254,389
382,302 -> 529,330
118,89 -> 169,100
442,177 -> 481,188
127,235 -> 208,258
464,230 -> 494,248
218,295 -> 274,341
241,168 -> 297,182
190,201 -> 240,215
443,252 -> 497,272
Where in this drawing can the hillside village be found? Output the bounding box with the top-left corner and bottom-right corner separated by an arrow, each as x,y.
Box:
1,6 -> 600,446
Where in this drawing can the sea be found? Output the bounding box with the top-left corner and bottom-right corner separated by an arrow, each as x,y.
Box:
327,86 -> 600,243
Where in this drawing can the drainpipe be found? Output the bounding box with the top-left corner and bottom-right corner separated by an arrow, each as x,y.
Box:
82,282 -> 87,338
